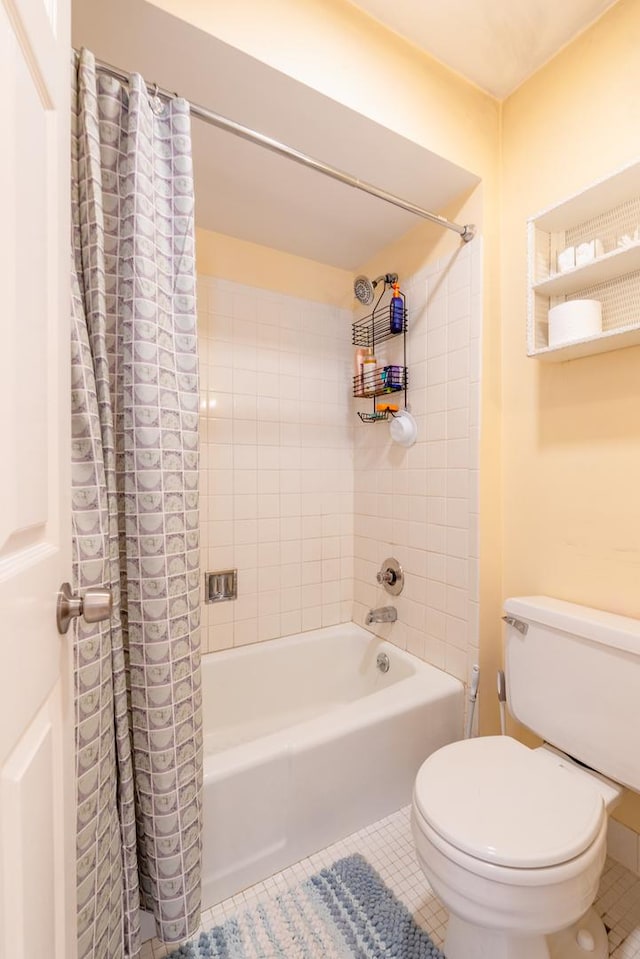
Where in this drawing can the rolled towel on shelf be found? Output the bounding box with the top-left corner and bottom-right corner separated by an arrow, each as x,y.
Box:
548,298 -> 602,348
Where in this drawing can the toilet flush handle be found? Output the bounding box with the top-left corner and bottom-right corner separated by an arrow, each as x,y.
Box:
501,615 -> 528,635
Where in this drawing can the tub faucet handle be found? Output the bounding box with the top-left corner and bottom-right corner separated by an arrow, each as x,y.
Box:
377,569 -> 395,585
376,557 -> 404,596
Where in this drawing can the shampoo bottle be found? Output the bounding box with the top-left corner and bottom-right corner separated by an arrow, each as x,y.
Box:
390,282 -> 404,334
353,347 -> 368,396
362,352 -> 377,396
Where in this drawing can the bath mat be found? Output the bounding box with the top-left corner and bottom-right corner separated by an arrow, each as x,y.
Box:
166,853 -> 444,958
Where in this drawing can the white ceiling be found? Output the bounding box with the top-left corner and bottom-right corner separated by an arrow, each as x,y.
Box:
346,0 -> 620,99
72,0 -> 479,271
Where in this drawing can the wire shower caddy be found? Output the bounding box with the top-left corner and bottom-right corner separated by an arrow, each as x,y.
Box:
352,287 -> 408,422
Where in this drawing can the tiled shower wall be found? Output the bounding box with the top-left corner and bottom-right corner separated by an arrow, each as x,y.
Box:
197,241 -> 481,681
353,242 -> 482,685
197,277 -> 354,653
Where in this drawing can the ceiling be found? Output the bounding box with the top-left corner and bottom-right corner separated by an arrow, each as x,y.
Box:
346,0 -> 619,99
72,0 -> 479,271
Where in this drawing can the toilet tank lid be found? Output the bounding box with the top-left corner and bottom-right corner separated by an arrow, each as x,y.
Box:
504,596 -> 640,657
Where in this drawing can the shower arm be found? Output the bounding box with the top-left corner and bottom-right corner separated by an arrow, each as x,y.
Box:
78,51 -> 476,244
373,273 -> 398,289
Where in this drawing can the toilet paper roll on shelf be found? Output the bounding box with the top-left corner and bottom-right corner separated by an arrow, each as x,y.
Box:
548,299 -> 602,348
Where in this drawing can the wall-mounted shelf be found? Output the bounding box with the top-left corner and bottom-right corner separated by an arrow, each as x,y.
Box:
353,290 -> 408,419
524,323 -> 640,363
533,242 -> 640,297
527,157 -> 640,361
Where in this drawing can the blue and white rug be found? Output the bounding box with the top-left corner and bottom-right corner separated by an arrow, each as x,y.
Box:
167,854 -> 444,958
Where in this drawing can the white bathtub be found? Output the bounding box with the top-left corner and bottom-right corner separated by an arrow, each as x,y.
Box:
200,622 -> 463,908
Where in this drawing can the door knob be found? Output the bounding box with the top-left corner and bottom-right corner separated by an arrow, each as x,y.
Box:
56,582 -> 112,635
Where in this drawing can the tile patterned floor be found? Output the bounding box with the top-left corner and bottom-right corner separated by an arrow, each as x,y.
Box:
141,806 -> 640,958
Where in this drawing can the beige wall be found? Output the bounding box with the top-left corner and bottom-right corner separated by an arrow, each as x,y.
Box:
147,0 -> 498,173
501,0 -> 640,828
196,228 -> 352,307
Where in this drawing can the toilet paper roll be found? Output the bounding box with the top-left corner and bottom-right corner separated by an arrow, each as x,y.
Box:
548,299 -> 602,348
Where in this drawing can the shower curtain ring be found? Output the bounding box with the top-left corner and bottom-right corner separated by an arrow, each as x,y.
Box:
150,82 -> 164,115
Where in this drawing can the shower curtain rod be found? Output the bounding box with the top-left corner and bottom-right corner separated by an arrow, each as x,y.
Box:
84,52 -> 476,243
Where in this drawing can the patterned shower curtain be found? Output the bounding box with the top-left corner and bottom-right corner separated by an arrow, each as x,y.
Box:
71,49 -> 202,959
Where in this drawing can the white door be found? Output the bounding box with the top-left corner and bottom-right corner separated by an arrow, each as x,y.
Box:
0,0 -> 74,958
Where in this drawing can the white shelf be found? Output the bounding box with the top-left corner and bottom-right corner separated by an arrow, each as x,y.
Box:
533,162 -> 640,233
529,323 -> 640,362
533,242 -> 640,297
527,157 -> 640,360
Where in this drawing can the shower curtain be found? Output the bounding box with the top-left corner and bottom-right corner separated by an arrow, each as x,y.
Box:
71,49 -> 202,959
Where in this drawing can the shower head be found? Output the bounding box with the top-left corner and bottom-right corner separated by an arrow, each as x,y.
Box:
353,273 -> 399,306
354,275 -> 375,306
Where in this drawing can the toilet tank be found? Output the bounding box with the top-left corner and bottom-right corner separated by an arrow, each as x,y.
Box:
504,596 -> 640,792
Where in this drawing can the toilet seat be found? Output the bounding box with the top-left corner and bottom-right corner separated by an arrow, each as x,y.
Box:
413,736 -> 605,869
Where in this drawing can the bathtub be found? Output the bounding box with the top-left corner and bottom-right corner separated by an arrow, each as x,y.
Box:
200,622 -> 463,908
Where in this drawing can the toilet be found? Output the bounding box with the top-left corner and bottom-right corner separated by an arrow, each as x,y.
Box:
411,595 -> 640,959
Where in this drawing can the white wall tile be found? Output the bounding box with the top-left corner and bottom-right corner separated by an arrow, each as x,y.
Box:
198,273 -> 353,651
427,355 -> 447,385
353,243 -> 482,688
448,288 -> 471,325
447,347 -> 470,382
445,644 -> 467,683
200,242 -> 482,686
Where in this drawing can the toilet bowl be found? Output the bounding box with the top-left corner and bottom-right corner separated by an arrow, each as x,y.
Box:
411,737 -> 618,959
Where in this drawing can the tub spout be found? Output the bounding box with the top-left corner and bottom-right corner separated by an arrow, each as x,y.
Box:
365,606 -> 397,625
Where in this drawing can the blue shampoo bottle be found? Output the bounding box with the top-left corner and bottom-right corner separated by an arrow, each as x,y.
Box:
390,282 -> 404,334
